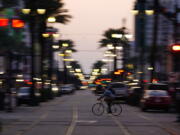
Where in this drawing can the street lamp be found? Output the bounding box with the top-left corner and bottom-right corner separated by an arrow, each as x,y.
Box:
59,43 -> 70,84
42,30 -> 59,96
47,17 -> 56,23
111,33 -> 127,72
22,8 -> 46,106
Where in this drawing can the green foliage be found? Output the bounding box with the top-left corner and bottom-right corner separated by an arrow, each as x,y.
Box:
23,0 -> 72,24
92,60 -> 106,69
59,39 -> 77,52
0,29 -> 28,52
99,27 -> 129,48
70,61 -> 81,69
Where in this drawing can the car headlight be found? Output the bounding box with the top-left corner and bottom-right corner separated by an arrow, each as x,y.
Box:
52,87 -> 59,92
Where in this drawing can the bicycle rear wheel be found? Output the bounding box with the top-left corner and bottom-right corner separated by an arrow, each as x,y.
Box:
111,104 -> 122,116
92,103 -> 105,116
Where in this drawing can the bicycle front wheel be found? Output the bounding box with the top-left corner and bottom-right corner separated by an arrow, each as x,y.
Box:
111,104 -> 122,116
92,103 -> 105,116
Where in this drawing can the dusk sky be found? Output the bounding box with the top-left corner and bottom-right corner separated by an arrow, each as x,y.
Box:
54,0 -> 136,73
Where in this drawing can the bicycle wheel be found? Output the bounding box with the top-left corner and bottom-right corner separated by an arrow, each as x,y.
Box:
111,104 -> 122,116
92,103 -> 105,116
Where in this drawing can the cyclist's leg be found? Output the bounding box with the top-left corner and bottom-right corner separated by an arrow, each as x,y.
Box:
106,100 -> 112,113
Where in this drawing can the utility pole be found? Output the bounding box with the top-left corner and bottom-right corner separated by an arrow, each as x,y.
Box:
150,0 -> 159,82
137,0 -> 146,82
174,0 -> 180,43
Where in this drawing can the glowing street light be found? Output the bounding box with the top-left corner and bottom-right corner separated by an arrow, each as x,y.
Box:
62,43 -> 69,47
47,17 -> 56,23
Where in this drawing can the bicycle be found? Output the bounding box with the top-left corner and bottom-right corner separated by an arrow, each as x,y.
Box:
92,99 -> 122,116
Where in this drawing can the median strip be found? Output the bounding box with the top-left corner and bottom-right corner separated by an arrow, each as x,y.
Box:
65,106 -> 78,135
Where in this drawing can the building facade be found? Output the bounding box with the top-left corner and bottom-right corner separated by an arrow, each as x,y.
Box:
134,0 -> 175,81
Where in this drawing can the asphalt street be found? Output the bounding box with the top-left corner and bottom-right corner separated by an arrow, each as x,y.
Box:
0,90 -> 180,135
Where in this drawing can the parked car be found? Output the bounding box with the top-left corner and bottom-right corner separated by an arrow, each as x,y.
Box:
17,87 -> 40,106
60,84 -> 74,94
107,82 -> 128,101
144,83 -> 169,91
51,85 -> 60,96
140,90 -> 172,111
127,86 -> 143,106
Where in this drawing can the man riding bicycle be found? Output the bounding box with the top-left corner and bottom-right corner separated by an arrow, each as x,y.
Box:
97,87 -> 115,113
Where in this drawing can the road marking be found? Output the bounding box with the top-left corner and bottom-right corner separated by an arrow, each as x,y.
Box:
65,106 -> 78,135
15,112 -> 49,135
111,116 -> 132,135
138,114 -> 179,135
76,120 -> 97,123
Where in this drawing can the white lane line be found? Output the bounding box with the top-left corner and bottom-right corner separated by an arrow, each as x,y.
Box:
65,106 -> 78,135
111,116 -> 132,135
138,114 -> 179,135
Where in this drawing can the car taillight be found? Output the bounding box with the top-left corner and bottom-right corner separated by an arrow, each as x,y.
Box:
145,97 -> 154,102
162,97 -> 171,102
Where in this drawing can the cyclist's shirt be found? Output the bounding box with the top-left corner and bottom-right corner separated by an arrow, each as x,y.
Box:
102,89 -> 115,99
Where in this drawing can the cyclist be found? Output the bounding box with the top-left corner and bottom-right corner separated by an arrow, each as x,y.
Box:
97,87 -> 115,113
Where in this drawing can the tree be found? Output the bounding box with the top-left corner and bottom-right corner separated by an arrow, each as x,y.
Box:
92,60 -> 106,69
59,39 -> 77,52
99,27 -> 130,73
70,61 -> 81,69
0,0 -> 18,7
99,27 -> 129,48
23,0 -> 72,24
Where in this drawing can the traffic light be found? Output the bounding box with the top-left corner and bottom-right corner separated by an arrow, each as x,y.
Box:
0,18 -> 9,27
170,44 -> 180,72
170,44 -> 180,53
12,19 -> 25,28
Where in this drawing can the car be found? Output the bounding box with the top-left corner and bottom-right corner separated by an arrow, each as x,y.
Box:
17,87 -> 40,106
127,86 -> 143,106
59,84 -> 74,94
80,85 -> 88,90
140,90 -> 172,111
107,82 -> 128,101
51,85 -> 60,96
144,83 -> 169,91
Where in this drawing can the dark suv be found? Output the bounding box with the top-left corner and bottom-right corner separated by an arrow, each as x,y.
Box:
108,82 -> 128,100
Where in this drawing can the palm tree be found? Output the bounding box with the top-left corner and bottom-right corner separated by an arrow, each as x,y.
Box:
23,0 -> 72,24
59,39 -> 77,52
22,0 -> 72,90
92,60 -> 106,70
1,0 -> 18,7
99,27 -> 129,48
58,39 -> 76,84
70,61 -> 81,68
99,27 -> 130,72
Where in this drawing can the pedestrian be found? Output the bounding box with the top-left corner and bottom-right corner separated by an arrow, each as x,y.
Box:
175,87 -> 180,122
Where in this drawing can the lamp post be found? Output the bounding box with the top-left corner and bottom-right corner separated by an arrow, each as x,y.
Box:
132,0 -> 155,82
150,0 -> 160,82
42,29 -> 59,99
58,42 -> 70,84
111,32 -> 131,80
133,0 -> 146,83
22,8 -> 46,105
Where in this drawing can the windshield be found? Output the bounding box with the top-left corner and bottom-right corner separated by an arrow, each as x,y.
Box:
148,84 -> 168,90
148,91 -> 168,96
19,87 -> 30,93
